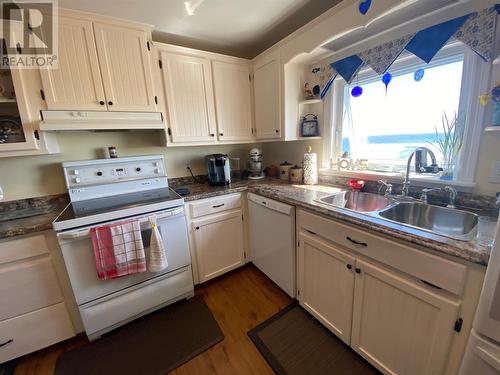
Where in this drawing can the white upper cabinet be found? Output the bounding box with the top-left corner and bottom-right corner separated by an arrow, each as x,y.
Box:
39,17 -> 105,111
157,44 -> 254,146
39,14 -> 156,113
93,23 -> 156,112
160,51 -> 217,143
253,50 -> 281,140
212,61 -> 253,141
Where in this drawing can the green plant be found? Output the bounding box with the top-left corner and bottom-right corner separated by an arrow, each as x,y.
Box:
428,112 -> 464,176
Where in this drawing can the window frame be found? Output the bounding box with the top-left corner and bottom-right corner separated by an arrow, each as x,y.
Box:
324,42 -> 491,188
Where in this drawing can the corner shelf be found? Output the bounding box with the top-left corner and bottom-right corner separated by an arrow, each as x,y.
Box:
299,98 -> 322,105
0,97 -> 16,103
485,126 -> 500,132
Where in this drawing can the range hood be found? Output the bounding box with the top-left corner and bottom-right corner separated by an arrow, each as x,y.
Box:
39,111 -> 165,131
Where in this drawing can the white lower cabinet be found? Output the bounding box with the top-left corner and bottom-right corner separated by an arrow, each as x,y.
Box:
297,226 -> 463,375
191,209 -> 245,283
0,233 -> 76,362
351,258 -> 460,375
298,231 -> 355,344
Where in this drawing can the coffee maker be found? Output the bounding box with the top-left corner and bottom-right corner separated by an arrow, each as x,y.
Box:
206,154 -> 231,185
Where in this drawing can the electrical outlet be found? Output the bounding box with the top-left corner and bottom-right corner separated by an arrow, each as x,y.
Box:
490,161 -> 500,183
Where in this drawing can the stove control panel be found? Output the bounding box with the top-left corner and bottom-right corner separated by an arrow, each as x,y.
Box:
62,155 -> 167,189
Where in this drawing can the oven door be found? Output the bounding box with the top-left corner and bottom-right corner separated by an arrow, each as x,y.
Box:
57,206 -> 191,305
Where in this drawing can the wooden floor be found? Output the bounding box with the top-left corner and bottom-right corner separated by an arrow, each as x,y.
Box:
12,264 -> 292,375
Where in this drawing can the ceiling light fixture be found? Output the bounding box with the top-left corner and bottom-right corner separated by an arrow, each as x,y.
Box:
184,0 -> 205,16
184,1 -> 194,16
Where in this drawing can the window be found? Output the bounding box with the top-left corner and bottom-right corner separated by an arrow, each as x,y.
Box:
326,42 -> 488,184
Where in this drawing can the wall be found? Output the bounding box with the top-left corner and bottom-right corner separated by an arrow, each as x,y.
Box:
0,131 -> 258,201
262,138 -> 323,168
475,62 -> 500,196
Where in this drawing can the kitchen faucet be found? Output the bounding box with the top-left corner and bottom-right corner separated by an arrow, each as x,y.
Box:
378,180 -> 393,196
419,186 -> 457,208
419,188 -> 442,204
443,186 -> 457,208
402,147 -> 438,196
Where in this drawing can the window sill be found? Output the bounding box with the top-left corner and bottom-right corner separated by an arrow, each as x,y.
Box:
319,169 -> 476,191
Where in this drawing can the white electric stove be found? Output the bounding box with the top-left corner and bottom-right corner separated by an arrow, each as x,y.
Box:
53,155 -> 194,340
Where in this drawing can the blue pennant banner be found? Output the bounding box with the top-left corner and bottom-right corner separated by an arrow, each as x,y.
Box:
358,33 -> 416,75
405,15 -> 470,63
330,55 -> 363,84
455,7 -> 497,61
317,5 -> 497,99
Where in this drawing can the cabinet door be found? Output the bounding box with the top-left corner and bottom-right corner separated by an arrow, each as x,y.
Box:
253,51 -> 281,140
297,232 -> 356,344
93,23 -> 156,112
192,210 -> 245,283
39,17 -> 106,111
160,52 -> 217,143
351,258 -> 460,375
212,61 -> 253,141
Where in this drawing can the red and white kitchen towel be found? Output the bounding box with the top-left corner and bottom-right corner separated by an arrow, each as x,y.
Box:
90,220 -> 147,280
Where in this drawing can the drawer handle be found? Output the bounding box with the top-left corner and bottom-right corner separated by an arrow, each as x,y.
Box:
0,339 -> 13,348
346,236 -> 367,247
212,203 -> 225,208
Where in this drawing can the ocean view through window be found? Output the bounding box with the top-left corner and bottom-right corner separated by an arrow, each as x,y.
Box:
339,55 -> 464,173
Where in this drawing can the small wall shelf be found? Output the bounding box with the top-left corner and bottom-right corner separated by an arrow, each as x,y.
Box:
0,97 -> 16,103
485,126 -> 500,132
299,98 -> 322,105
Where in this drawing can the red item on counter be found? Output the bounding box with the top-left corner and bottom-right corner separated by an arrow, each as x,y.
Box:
348,179 -> 365,190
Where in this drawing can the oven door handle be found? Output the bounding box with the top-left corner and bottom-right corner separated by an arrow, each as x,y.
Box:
58,206 -> 185,240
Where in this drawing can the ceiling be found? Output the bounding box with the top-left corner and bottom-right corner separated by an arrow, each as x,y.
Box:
58,0 -> 344,58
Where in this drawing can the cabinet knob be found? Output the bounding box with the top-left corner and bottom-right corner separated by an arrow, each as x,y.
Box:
355,268 -> 361,274
108,101 -> 113,106
195,226 -> 200,230
275,129 -> 279,133
99,100 -> 105,105
210,133 -> 215,137
346,264 -> 352,270
219,133 -> 224,136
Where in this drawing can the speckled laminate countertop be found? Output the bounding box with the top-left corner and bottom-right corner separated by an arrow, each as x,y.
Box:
1,178 -> 491,266
0,195 -> 68,240
173,178 -> 490,266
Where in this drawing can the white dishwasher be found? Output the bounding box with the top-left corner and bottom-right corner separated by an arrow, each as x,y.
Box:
248,192 -> 295,297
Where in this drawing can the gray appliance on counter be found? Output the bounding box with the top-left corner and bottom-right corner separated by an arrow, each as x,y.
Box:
206,154 -> 231,186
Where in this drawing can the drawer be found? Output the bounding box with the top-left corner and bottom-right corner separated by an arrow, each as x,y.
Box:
298,209 -> 467,295
0,302 -> 74,363
188,193 -> 241,218
0,234 -> 49,265
80,266 -> 193,338
0,256 -> 64,320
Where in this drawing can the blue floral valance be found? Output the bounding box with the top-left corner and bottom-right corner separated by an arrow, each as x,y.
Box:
313,5 -> 498,98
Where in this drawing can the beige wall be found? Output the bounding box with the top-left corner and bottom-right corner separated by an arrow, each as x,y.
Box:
475,125 -> 500,196
262,138 -> 323,169
0,131 -> 259,201
472,62 -> 500,197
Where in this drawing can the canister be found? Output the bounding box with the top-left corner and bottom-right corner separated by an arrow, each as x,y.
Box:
290,165 -> 303,183
279,161 -> 293,181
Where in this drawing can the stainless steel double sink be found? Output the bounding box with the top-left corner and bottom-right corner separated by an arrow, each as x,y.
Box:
317,191 -> 478,241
